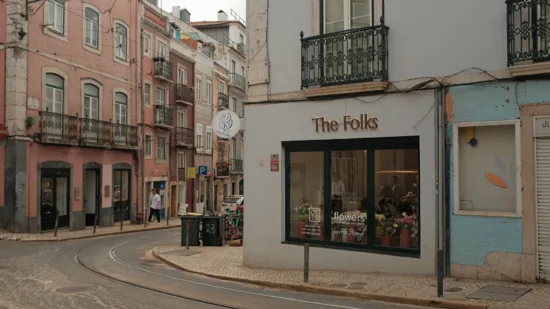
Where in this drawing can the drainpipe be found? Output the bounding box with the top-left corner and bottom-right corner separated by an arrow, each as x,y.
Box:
435,88 -> 445,297
139,27 -> 146,228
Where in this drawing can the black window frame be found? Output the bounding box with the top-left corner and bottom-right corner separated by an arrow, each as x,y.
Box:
283,136 -> 421,257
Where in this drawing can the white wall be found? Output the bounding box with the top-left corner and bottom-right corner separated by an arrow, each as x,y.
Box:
267,0 -> 507,94
229,23 -> 247,47
243,90 -> 438,275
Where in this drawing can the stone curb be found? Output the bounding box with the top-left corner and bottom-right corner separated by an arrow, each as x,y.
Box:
152,248 -> 488,309
1,225 -> 181,242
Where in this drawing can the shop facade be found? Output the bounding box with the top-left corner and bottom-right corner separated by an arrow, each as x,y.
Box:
243,90 -> 437,275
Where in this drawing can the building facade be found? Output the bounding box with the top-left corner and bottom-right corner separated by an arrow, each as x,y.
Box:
213,63 -> 231,210
1,0 -> 140,232
245,0 -> 550,281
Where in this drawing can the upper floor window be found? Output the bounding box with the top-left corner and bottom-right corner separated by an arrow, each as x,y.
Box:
157,40 -> 167,58
219,81 -> 225,94
114,92 -> 128,124
325,0 -> 373,33
196,123 -> 204,151
45,73 -> 64,113
206,126 -> 213,152
84,7 -> 99,49
114,23 -> 128,61
206,81 -> 212,105
239,34 -> 244,44
156,87 -> 166,106
47,0 -> 65,34
144,83 -> 151,106
143,34 -> 152,57
83,83 -> 99,119
178,67 -> 187,85
196,77 -> 202,101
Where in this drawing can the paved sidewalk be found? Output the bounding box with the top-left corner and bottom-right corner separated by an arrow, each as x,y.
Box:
0,219 -> 181,242
153,246 -> 550,309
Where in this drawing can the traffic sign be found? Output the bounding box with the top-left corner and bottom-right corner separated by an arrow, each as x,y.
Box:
198,166 -> 208,176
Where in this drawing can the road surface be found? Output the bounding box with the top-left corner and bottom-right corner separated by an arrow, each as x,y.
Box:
0,229 -> 427,309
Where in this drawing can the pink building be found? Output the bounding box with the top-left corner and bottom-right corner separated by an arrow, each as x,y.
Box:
1,0 -> 140,232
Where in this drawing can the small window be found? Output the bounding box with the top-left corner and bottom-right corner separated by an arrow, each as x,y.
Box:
145,134 -> 152,157
196,77 -> 202,101
47,0 -> 65,34
156,136 -> 166,160
177,152 -> 185,167
178,67 -> 187,85
156,87 -> 166,106
219,81 -> 224,94
83,83 -> 99,119
241,66 -> 245,77
114,23 -> 128,61
144,83 -> 151,105
232,97 -> 237,112
84,7 -> 99,48
206,126 -> 213,152
156,40 -> 167,58
239,34 -> 244,44
143,34 -> 151,56
196,123 -> 203,151
206,81 -> 212,105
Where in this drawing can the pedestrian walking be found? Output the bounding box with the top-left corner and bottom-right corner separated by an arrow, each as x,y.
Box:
148,188 -> 161,223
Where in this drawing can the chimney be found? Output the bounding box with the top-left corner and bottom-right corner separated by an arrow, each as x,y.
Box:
172,6 -> 180,18
180,8 -> 191,23
218,10 -> 228,21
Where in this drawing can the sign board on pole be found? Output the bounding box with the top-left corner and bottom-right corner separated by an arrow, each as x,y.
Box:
198,166 -> 208,176
270,154 -> 279,172
212,110 -> 240,139
187,167 -> 196,179
0,123 -> 6,146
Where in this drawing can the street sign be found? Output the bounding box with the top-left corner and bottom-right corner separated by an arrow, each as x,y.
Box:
198,166 -> 208,176
0,123 -> 6,146
187,167 -> 196,179
270,154 -> 279,172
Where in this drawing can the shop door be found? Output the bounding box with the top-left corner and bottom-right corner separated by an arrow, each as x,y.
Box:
84,169 -> 101,226
113,169 -> 131,223
536,138 -> 550,281
40,169 -> 70,232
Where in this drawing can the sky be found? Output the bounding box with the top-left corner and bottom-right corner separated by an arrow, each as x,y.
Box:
160,0 -> 246,23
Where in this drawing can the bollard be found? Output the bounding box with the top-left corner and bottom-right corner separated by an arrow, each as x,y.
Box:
120,211 -> 124,231
303,243 -> 309,283
53,210 -> 59,237
185,219 -> 190,250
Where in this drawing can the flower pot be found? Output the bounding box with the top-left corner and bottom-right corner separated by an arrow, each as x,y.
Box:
381,234 -> 391,246
298,221 -> 306,237
400,229 -> 411,248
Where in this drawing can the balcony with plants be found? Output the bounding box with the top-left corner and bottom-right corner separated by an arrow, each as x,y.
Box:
153,59 -> 173,81
216,161 -> 231,178
506,0 -> 550,76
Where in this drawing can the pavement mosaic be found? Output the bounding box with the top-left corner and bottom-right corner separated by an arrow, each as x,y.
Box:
154,246 -> 550,309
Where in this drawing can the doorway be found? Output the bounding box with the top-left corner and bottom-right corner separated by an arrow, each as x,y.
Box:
84,169 -> 101,226
113,169 -> 131,222
171,184 -> 177,217
40,168 -> 70,232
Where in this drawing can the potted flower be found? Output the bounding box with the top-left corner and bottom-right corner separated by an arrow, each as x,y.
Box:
397,212 -> 418,248
380,218 -> 397,246
293,198 -> 311,237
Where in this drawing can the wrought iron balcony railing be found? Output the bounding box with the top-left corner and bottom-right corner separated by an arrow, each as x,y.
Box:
229,73 -> 246,90
155,105 -> 173,127
113,123 -> 138,147
153,59 -> 173,81
175,83 -> 194,104
81,117 -> 113,145
216,162 -> 230,177
231,158 -> 243,172
176,127 -> 193,146
39,109 -> 79,144
177,167 -> 185,181
218,92 -> 229,109
506,0 -> 550,65
237,43 -> 246,57
300,25 -> 389,89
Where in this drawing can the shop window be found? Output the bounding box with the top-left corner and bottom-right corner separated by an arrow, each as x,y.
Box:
454,123 -> 520,215
284,136 -> 420,254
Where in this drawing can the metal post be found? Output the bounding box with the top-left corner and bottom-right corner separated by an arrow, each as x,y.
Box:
220,216 -> 226,246
53,210 -> 59,237
437,249 -> 444,297
303,243 -> 309,283
435,88 -> 445,298
185,219 -> 190,250
120,208 -> 124,231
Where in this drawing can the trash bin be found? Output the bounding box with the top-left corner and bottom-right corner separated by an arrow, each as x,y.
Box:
202,216 -> 222,246
180,215 -> 201,246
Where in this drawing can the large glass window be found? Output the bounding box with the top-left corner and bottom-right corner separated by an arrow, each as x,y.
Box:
285,137 -> 420,254
47,0 -> 65,34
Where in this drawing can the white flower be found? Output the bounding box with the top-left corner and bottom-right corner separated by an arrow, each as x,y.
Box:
402,212 -> 407,217
393,223 -> 398,228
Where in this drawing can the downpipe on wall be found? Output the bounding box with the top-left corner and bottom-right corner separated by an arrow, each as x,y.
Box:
435,88 -> 446,297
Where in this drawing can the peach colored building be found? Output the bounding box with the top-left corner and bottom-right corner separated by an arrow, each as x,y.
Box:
213,62 -> 230,210
1,0 -> 140,232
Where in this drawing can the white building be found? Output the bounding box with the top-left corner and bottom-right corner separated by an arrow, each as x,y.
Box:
244,0 -> 545,278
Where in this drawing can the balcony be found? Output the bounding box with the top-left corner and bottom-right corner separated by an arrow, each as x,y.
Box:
153,59 -> 173,81
154,105 -> 173,128
300,25 -> 389,96
39,109 -> 79,145
113,123 -> 138,148
175,83 -> 194,105
506,0 -> 550,76
216,162 -> 230,178
237,43 -> 246,57
176,127 -> 193,146
229,73 -> 246,91
218,92 -> 229,109
80,117 -> 113,146
177,168 -> 185,181
231,159 -> 243,173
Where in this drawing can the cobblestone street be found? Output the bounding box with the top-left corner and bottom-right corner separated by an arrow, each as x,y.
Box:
154,246 -> 550,309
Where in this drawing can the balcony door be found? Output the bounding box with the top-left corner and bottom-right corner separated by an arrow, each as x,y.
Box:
114,92 -> 128,145
83,84 -> 100,143
177,109 -> 187,127
44,73 -> 65,139
323,0 -> 375,83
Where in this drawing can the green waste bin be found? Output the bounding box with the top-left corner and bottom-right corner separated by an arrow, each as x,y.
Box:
202,216 -> 222,246
180,215 -> 201,246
